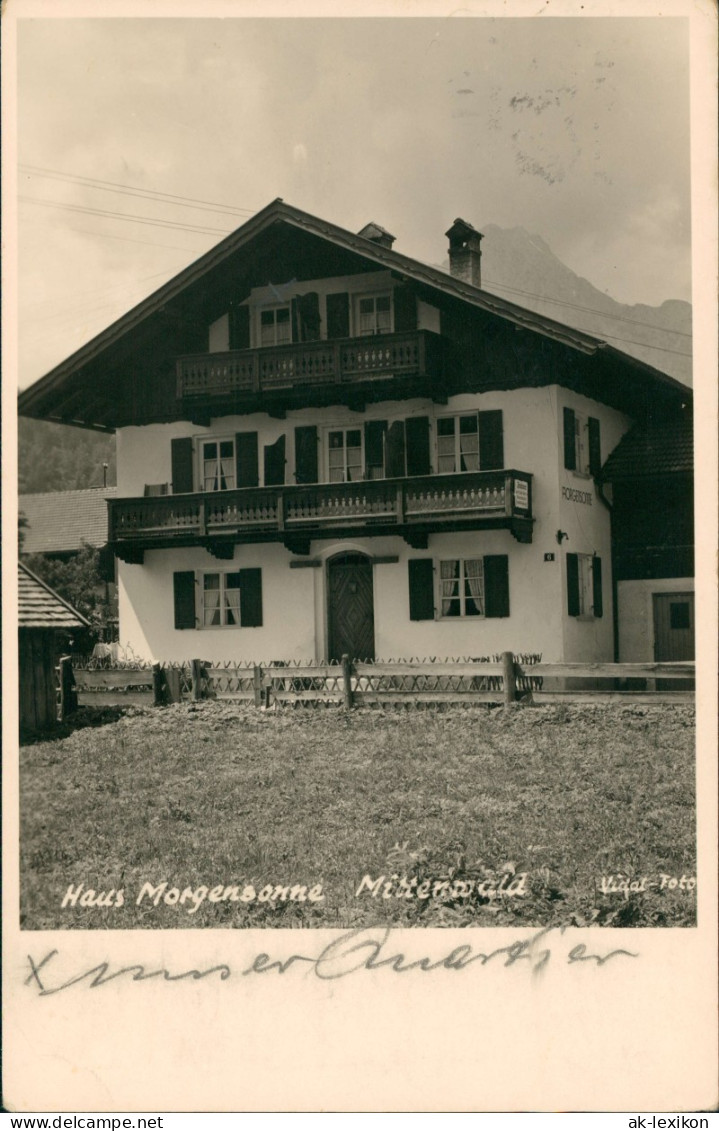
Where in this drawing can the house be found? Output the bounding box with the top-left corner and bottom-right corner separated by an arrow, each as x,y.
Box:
17,199 -> 692,665
18,562 -> 90,731
601,412 -> 694,663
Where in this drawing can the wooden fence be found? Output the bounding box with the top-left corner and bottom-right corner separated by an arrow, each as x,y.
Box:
66,654 -> 695,714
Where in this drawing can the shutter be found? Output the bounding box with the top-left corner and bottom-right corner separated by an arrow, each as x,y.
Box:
364,420 -> 387,471
326,292 -> 350,340
294,425 -> 319,484
563,408 -> 577,471
478,410 -> 504,471
235,432 -> 259,488
588,417 -> 601,477
484,555 -> 510,618
567,553 -> 580,616
393,283 -> 417,332
171,437 -> 194,494
264,434 -> 286,486
385,420 -> 406,478
228,304 -> 250,350
296,292 -> 321,342
592,556 -> 603,618
408,559 -> 435,621
291,297 -> 300,343
239,568 -> 263,627
405,416 -> 431,476
173,571 -> 196,630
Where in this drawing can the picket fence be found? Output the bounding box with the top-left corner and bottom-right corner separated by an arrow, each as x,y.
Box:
64,653 -> 695,715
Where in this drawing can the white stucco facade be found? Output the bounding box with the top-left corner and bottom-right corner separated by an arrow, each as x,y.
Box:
115,384 -> 631,664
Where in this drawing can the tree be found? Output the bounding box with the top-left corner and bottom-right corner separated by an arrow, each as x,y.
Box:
21,542 -> 117,639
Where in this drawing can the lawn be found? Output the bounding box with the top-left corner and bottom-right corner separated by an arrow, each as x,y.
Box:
19,700 -> 696,929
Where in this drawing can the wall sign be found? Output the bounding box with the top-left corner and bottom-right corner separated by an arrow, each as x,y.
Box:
514,480 -> 529,510
562,485 -> 593,505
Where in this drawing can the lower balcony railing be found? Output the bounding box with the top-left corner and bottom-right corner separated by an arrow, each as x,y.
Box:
108,470 -> 533,559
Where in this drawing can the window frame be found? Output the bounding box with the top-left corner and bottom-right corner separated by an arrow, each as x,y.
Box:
324,425 -> 365,483
437,557 -> 486,619
435,412 -> 481,474
200,570 -> 244,629
569,552 -> 601,619
354,291 -> 393,337
258,302 -> 292,348
199,436 -> 236,493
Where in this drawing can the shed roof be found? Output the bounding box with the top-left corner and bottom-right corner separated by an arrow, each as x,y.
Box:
19,487 -> 116,554
18,562 -> 91,630
602,414 -> 693,480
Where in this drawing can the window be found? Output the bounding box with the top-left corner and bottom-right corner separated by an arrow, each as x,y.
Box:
327,428 -> 363,482
203,571 -> 242,627
260,304 -> 291,347
437,414 -> 480,473
201,439 -> 235,492
439,559 -> 485,617
356,293 -> 392,336
563,408 -> 601,476
174,569 -> 262,629
408,555 -> 509,621
567,552 -> 603,618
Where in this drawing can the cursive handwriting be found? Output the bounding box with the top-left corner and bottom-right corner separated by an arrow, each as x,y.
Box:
24,927 -> 638,996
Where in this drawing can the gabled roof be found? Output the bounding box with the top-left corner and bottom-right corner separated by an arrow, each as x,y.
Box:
602,413 -> 693,480
18,197 -> 691,431
19,487 -> 116,554
18,562 -> 91,630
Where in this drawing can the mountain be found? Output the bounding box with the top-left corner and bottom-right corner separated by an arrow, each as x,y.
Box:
471,224 -> 692,386
18,417 -> 116,495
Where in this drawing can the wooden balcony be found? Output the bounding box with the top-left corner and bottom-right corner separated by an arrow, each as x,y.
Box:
108,470 -> 533,561
176,330 -> 444,412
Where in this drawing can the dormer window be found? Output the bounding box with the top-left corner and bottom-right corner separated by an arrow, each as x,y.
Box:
260,304 -> 291,347
356,294 -> 392,336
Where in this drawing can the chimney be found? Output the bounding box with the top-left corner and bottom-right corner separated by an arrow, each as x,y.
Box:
445,218 -> 483,288
358,221 -> 396,250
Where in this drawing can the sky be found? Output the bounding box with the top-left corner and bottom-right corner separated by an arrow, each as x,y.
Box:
14,13 -> 694,390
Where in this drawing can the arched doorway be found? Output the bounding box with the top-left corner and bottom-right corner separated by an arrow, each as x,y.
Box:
326,552 -> 375,662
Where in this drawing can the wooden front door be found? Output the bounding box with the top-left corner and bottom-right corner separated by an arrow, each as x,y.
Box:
327,553 -> 375,662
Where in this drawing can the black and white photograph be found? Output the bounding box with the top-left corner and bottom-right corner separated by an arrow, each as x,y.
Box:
4,0 -> 717,1115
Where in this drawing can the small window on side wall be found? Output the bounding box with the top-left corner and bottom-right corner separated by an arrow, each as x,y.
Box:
567,553 -> 603,618
563,408 -> 601,477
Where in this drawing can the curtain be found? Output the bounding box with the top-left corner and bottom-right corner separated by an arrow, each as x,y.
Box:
464,559 -> 484,615
224,587 -> 241,626
440,560 -> 459,616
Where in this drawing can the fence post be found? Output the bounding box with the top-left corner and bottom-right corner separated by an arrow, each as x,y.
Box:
191,658 -> 203,701
501,651 -> 517,706
57,655 -> 75,721
152,663 -> 164,706
253,664 -> 263,708
341,654 -> 354,709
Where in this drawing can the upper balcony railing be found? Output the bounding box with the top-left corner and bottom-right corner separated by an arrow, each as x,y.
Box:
176,330 -> 443,402
108,470 -> 533,559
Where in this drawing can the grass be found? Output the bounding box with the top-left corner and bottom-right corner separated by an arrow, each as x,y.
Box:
19,700 -> 696,929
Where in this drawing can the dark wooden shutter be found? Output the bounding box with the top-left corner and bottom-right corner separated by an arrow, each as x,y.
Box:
294,425 -> 319,484
563,408 -> 577,471
264,435 -> 286,486
228,304 -> 250,351
364,420 -> 387,471
567,553 -> 580,616
171,437 -> 194,494
408,559 -> 435,621
592,556 -> 603,618
239,568 -> 263,627
295,292 -> 321,342
235,432 -> 259,488
484,555 -> 510,618
393,283 -> 417,332
326,292 -> 350,340
405,416 -> 431,476
385,420 -> 406,478
173,571 -> 196,629
588,417 -> 601,477
478,410 -> 504,471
